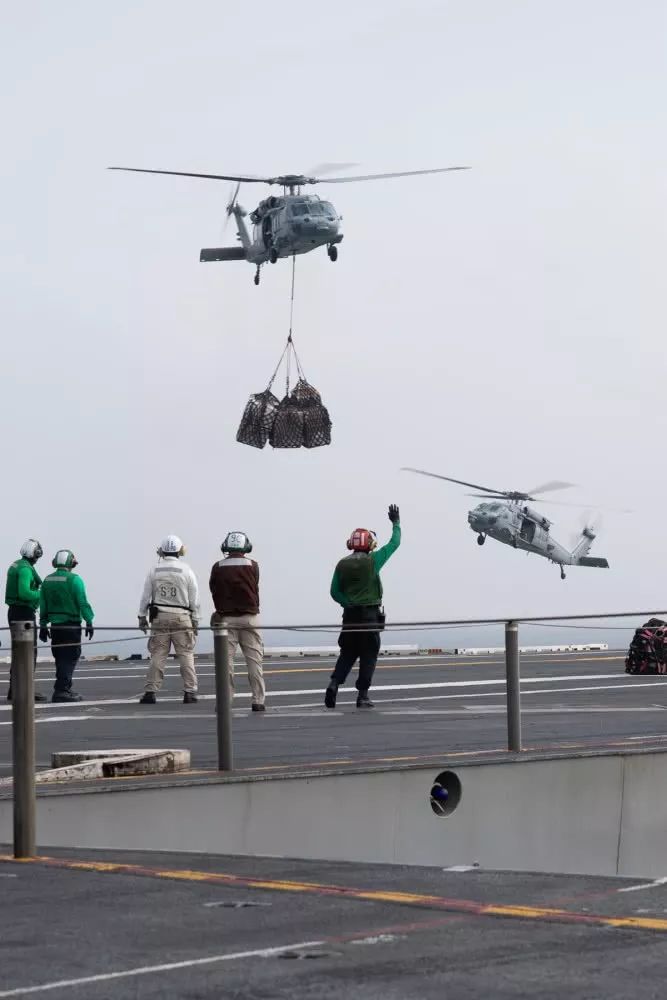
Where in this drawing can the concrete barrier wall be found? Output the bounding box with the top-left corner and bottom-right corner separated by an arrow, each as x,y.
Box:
1,750 -> 665,878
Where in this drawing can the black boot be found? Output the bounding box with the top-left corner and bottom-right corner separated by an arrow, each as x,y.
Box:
9,690 -> 49,703
324,682 -> 339,709
183,692 -> 198,704
139,691 -> 156,704
356,692 -> 374,709
52,690 -> 83,703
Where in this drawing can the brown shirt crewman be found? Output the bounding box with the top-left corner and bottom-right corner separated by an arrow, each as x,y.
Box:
209,556 -> 260,616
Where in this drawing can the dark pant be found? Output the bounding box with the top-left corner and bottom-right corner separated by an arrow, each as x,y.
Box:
51,623 -> 81,694
330,606 -> 383,693
7,606 -> 37,696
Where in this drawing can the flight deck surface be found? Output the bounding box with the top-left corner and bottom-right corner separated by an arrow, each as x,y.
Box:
2,847 -> 667,998
0,650 -> 663,776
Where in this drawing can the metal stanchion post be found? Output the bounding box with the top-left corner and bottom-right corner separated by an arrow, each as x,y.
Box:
11,620 -> 36,857
213,622 -> 233,771
505,620 -> 522,752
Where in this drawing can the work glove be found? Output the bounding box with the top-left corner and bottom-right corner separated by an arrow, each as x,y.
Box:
138,615 -> 149,635
39,626 -> 50,643
85,624 -> 94,640
191,619 -> 199,636
388,504 -> 400,524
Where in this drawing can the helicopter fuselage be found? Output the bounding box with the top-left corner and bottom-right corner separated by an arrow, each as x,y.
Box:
468,501 -> 574,566
246,194 -> 342,263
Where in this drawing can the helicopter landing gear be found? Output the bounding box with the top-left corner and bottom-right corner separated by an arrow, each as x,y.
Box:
477,534 -> 486,546
327,244 -> 338,262
269,248 -> 278,264
254,266 -> 261,286
560,566 -> 566,580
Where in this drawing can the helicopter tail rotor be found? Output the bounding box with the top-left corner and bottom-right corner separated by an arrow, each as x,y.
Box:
570,510 -> 603,550
569,511 -> 610,567
219,182 -> 243,242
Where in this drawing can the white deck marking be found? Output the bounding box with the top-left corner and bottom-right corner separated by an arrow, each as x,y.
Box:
0,672 -> 632,715
618,877 -> 667,893
0,940 -> 325,997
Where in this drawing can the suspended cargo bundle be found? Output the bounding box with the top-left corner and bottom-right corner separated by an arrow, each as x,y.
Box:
236,389 -> 280,449
269,391 -> 305,449
236,257 -> 332,450
292,377 -> 332,449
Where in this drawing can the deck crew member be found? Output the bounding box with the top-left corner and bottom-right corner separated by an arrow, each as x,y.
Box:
138,535 -> 200,704
325,505 -> 401,709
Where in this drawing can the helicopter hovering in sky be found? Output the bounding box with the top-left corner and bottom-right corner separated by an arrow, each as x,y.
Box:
108,163 -> 469,285
402,468 -> 617,580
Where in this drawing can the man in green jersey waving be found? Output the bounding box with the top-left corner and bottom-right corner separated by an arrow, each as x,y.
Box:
39,550 -> 95,703
5,539 -> 47,702
325,505 -> 401,710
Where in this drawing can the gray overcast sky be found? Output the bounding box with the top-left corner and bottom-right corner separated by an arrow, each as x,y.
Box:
1,0 -> 665,638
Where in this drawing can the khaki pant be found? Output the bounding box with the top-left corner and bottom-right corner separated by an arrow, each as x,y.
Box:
145,612 -> 197,693
211,612 -> 265,706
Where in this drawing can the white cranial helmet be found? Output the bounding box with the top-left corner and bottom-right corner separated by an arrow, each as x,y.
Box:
158,535 -> 184,556
20,539 -> 43,560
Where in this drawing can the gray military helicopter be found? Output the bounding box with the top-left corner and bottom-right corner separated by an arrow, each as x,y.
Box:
108,163 -> 469,285
403,468 -> 613,579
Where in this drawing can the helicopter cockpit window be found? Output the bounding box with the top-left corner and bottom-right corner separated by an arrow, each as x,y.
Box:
309,201 -> 336,218
488,503 -> 502,512
290,201 -> 310,216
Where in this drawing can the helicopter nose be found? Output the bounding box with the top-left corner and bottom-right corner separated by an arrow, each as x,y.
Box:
468,512 -> 496,530
301,218 -> 338,238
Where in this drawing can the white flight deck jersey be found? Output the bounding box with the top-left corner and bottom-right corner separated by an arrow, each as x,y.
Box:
139,556 -> 201,621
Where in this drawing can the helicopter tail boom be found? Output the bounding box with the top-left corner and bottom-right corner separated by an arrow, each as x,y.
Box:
568,526 -> 608,569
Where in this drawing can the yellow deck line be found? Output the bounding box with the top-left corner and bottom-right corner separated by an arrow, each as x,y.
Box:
2,855 -> 666,933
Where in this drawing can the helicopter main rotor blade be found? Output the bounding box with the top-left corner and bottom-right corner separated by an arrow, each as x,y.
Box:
402,468 -> 506,495
532,498 -> 632,513
525,480 -> 576,495
322,166 -> 470,184
305,162 -> 358,176
108,167 -> 270,183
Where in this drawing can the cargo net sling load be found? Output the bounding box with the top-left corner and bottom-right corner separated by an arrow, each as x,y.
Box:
625,619 -> 667,675
236,257 -> 332,450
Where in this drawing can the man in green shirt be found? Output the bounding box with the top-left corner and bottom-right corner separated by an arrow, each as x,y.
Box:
325,505 -> 401,710
39,550 -> 95,703
5,539 -> 47,702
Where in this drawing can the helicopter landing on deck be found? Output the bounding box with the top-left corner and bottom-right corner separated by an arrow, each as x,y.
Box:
402,468 -> 629,580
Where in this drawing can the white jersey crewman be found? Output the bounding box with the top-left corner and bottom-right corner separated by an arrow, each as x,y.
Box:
138,535 -> 200,704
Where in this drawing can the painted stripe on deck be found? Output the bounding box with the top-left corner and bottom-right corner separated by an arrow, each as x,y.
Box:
3,856 -> 667,936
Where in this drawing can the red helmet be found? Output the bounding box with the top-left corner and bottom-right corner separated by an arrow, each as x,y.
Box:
346,528 -> 377,553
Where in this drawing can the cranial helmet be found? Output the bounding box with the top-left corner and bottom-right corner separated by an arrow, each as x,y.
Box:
158,535 -> 185,557
346,528 -> 377,553
20,539 -> 43,561
52,549 -> 77,569
221,531 -> 252,554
